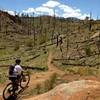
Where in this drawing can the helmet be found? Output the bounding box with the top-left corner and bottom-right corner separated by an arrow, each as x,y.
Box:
15,59 -> 21,64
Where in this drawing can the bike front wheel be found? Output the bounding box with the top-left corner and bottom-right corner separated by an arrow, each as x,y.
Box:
20,72 -> 30,88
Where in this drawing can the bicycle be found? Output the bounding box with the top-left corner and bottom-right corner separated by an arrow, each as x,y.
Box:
3,71 -> 30,100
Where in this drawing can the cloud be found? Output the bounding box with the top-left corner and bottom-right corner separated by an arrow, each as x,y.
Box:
79,14 -> 90,19
34,0 -> 60,16
42,0 -> 60,8
35,6 -> 59,16
35,6 -> 54,15
22,8 -> 35,13
59,5 -> 80,14
22,0 -> 60,16
4,10 -> 15,16
58,4 -> 89,19
21,0 -> 89,19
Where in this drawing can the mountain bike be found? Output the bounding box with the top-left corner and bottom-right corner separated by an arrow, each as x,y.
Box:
3,71 -> 30,100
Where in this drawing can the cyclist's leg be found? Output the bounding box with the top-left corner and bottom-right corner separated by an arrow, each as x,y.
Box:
10,77 -> 19,92
8,77 -> 15,93
16,75 -> 21,84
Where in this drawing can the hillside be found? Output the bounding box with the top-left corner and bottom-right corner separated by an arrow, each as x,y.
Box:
0,10 -> 100,67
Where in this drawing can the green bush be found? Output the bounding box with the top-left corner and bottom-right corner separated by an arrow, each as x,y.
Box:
0,72 -> 7,83
44,79 -> 51,91
26,39 -> 33,47
35,83 -> 41,94
44,73 -> 58,91
77,67 -> 96,76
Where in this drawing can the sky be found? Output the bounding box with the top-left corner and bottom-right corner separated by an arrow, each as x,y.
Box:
0,0 -> 100,19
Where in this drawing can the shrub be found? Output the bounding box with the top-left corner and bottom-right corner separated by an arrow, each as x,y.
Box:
0,72 -> 7,83
50,73 -> 58,88
44,79 -> 51,91
44,73 -> 58,91
77,67 -> 89,76
85,45 -> 91,56
35,83 -> 41,94
77,67 -> 95,76
26,39 -> 33,47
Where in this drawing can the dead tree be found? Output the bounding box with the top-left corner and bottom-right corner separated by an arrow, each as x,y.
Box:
51,9 -> 56,43
96,31 -> 100,56
33,12 -> 36,46
0,14 -> 1,32
89,12 -> 92,31
5,22 -> 8,35
56,34 -> 59,47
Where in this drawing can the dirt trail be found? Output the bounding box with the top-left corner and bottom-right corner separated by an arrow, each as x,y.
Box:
19,51 -> 65,99
25,51 -> 65,90
47,51 -> 65,76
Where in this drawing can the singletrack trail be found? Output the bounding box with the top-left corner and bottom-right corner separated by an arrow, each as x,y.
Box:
47,51 -> 65,76
27,51 -> 65,88
20,51 -> 65,99
31,51 -> 64,81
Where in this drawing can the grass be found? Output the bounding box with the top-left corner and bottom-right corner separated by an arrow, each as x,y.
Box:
21,51 -> 48,69
0,45 -> 48,68
0,68 -> 8,83
53,60 -> 100,76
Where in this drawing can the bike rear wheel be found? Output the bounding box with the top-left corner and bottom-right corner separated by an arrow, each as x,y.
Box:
20,73 -> 30,88
3,82 -> 17,100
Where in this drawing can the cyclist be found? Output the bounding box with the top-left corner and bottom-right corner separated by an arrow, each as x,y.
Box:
9,59 -> 23,91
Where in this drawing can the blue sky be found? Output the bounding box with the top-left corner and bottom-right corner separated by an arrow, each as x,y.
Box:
0,0 -> 100,19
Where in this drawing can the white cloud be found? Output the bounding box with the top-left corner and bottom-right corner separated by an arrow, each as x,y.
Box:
35,6 -> 54,15
22,8 -> 35,13
21,0 -> 89,19
79,14 -> 90,19
4,10 -> 15,16
42,0 -> 60,8
34,0 -> 60,16
58,4 -> 89,19
59,5 -> 78,14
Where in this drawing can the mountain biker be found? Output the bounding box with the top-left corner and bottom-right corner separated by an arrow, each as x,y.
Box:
9,59 -> 23,90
